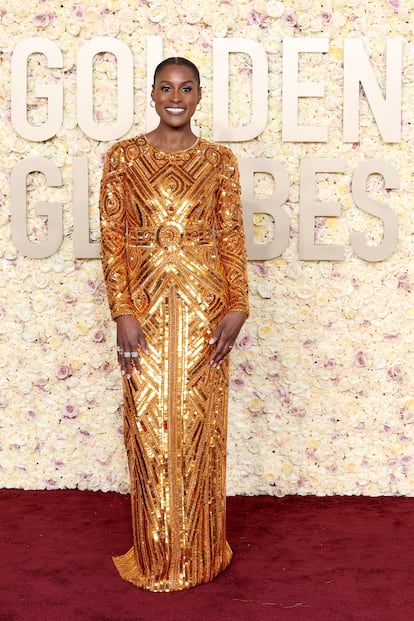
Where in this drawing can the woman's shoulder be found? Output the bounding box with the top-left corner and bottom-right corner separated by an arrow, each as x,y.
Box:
198,138 -> 238,166
105,135 -> 145,158
103,135 -> 147,173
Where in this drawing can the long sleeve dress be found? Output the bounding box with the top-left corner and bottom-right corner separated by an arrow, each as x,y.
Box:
99,135 -> 249,591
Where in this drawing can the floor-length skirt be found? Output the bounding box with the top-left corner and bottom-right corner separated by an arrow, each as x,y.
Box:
113,282 -> 232,591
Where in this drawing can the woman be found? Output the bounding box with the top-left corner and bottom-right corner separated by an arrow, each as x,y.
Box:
99,57 -> 249,591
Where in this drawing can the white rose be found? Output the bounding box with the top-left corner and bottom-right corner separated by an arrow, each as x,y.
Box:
265,1 -> 284,17
148,6 -> 167,23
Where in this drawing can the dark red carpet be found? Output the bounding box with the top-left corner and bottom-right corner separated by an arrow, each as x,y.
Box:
0,490 -> 413,621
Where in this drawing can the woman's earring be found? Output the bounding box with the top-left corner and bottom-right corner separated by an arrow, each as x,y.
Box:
150,100 -> 155,108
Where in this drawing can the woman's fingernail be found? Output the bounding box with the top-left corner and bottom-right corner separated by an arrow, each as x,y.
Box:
121,369 -> 125,375
126,374 -> 131,380
209,338 -> 215,345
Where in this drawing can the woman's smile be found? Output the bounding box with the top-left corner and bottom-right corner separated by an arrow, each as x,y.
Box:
165,107 -> 185,114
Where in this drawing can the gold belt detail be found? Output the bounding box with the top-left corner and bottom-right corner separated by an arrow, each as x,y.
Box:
128,223 -> 214,250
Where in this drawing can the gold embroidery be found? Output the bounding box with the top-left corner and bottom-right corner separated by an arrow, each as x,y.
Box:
99,135 -> 249,591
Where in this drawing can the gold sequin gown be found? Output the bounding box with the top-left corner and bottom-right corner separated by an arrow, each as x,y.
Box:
99,135 -> 249,591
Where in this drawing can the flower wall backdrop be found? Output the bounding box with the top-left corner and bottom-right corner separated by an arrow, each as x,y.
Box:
0,0 -> 413,496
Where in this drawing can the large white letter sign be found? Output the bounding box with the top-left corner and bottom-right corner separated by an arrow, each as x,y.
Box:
299,158 -> 346,261
73,158 -> 100,259
213,38 -> 268,141
11,38 -> 63,141
343,39 -> 402,143
77,37 -> 134,141
11,157 -> 63,259
351,159 -> 399,262
282,37 -> 329,142
239,158 -> 290,260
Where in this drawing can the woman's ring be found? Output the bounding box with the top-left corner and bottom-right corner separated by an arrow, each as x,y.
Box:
131,352 -> 138,358
123,352 -> 131,358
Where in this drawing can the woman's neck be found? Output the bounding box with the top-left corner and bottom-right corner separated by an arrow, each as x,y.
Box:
145,126 -> 198,153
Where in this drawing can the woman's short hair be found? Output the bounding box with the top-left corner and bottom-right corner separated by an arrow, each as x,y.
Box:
153,57 -> 201,87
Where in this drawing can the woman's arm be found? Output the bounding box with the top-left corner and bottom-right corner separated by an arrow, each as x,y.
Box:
210,148 -> 249,366
99,144 -> 134,319
99,145 -> 148,377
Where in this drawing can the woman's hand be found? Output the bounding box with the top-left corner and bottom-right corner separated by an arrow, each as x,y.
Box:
209,310 -> 248,367
116,315 -> 149,378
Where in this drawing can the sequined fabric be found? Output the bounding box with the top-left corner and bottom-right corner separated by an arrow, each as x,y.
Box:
99,135 -> 249,591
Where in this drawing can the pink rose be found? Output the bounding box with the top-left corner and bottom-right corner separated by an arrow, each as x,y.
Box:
387,0 -> 402,10
86,279 -> 98,293
283,11 -> 298,27
71,4 -> 85,19
200,38 -> 212,51
63,293 -> 76,305
354,350 -> 367,367
61,402 -> 78,419
33,13 -> 51,26
255,263 -> 268,276
230,377 -> 245,390
290,406 -> 306,418
275,385 -> 291,405
387,366 -> 405,384
56,364 -> 72,380
92,329 -> 106,343
247,10 -> 262,25
237,334 -> 252,349
397,272 -> 410,290
45,479 -> 58,490
320,10 -> 332,23
247,10 -> 269,30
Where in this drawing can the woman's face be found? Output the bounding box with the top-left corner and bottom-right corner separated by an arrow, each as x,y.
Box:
151,63 -> 201,130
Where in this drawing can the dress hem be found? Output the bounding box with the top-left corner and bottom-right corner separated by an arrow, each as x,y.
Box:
112,542 -> 233,592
